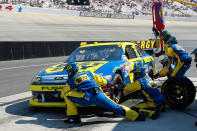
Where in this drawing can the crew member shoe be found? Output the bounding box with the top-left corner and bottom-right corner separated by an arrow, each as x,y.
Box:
159,104 -> 166,112
64,115 -> 81,124
135,112 -> 146,121
150,111 -> 160,120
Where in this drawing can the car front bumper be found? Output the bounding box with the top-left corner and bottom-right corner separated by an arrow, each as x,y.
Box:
29,99 -> 66,107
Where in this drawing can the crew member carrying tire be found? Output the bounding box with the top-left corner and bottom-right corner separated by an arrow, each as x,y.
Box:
152,29 -> 195,109
152,28 -> 192,78
123,67 -> 165,120
61,62 -> 146,124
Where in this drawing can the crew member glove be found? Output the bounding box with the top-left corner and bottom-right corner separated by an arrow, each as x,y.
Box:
118,84 -> 125,88
155,52 -> 161,57
152,27 -> 159,36
153,73 -> 160,79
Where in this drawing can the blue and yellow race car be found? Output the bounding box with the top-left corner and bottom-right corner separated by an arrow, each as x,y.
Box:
30,41 -> 155,107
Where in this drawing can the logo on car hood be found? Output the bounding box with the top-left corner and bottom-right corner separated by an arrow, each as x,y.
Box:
45,61 -> 108,74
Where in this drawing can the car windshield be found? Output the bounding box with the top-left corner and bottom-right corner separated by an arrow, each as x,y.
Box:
66,45 -> 122,62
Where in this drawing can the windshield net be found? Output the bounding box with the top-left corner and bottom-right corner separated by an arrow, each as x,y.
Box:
66,45 -> 122,62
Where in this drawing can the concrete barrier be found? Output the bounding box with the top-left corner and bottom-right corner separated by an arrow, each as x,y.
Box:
0,40 -> 158,61
0,42 -> 80,61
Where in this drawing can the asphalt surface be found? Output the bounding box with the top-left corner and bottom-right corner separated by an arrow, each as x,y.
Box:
0,56 -> 68,98
0,12 -> 197,131
0,11 -> 197,41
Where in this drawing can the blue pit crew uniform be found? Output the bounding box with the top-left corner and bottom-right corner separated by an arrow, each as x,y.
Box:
154,30 -> 192,78
124,67 -> 165,119
191,48 -> 197,68
61,62 -> 145,123
167,44 -> 192,77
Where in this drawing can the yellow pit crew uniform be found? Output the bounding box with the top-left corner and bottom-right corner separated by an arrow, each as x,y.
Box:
156,44 -> 192,78
124,76 -> 165,119
154,29 -> 192,78
61,63 -> 146,123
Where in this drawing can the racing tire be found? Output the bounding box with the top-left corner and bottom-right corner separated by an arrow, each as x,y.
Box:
148,66 -> 154,78
161,77 -> 196,109
110,73 -> 124,104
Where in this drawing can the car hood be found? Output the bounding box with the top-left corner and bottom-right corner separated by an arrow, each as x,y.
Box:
38,61 -> 123,77
34,61 -> 123,84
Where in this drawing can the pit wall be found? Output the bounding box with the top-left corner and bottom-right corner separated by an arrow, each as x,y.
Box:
0,41 -> 80,61
0,40 -> 157,61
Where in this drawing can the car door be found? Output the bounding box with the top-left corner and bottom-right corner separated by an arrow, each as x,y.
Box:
125,44 -> 143,67
124,44 -> 143,83
134,44 -> 155,77
134,44 -> 153,66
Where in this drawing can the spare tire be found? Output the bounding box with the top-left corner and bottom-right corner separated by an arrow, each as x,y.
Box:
161,77 -> 196,109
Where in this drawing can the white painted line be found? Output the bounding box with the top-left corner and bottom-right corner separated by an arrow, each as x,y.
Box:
154,77 -> 197,86
0,62 -> 63,71
0,91 -> 31,104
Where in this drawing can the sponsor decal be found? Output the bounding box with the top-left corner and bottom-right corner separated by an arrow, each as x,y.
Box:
45,61 -> 107,74
80,11 -> 134,19
124,61 -> 134,77
132,40 -> 157,49
78,61 -> 107,72
143,57 -> 152,63
74,74 -> 90,84
122,55 -> 127,62
54,77 -> 65,80
41,86 -> 64,91
45,63 -> 67,73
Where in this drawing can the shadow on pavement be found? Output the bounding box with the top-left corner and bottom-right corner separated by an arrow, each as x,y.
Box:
111,99 -> 197,131
5,100 -> 122,129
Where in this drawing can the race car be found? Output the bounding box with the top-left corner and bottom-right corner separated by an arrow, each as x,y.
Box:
29,42 -> 155,107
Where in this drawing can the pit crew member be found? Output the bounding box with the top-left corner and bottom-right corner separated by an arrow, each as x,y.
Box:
123,67 -> 165,120
61,62 -> 146,124
153,28 -> 192,78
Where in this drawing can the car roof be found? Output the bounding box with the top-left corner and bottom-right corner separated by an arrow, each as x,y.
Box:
80,42 -> 136,48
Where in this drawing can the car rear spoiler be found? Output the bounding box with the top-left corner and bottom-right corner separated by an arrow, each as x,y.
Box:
80,40 -> 160,56
132,39 -> 161,56
131,39 -> 160,50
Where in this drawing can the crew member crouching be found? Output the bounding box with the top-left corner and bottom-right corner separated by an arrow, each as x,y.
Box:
61,62 -> 146,124
153,28 -> 192,78
123,67 -> 165,120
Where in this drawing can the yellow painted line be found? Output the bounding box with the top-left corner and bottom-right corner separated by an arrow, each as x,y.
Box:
0,62 -> 61,71
171,0 -> 197,6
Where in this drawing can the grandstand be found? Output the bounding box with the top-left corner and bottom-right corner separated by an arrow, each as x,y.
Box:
0,0 -> 197,17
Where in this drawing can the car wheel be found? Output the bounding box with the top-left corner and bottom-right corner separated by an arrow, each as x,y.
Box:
148,67 -> 154,78
161,77 -> 196,109
110,73 -> 124,103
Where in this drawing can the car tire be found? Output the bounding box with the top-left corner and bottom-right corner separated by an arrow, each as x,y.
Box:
110,73 -> 124,104
148,66 -> 154,78
161,77 -> 196,109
